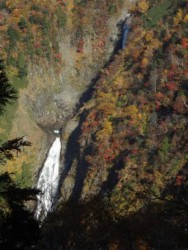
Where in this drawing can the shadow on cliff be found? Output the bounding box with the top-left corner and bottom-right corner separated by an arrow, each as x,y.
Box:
78,18 -> 128,107
100,150 -> 130,196
58,111 -> 91,201
58,18 -> 128,200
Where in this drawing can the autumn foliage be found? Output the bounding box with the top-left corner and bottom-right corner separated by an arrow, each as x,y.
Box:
78,0 -> 188,218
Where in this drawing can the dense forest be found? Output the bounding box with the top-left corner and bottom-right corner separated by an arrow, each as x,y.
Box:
0,0 -> 188,249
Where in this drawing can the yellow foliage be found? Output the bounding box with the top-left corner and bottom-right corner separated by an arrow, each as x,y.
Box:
97,92 -> 117,103
0,127 -> 5,135
6,65 -> 19,79
138,113 -> 142,119
114,75 -> 124,88
137,0 -> 149,14
144,47 -> 153,58
103,120 -> 113,134
183,14 -> 188,23
6,0 -> 21,9
137,73 -> 144,81
96,120 -> 113,141
141,58 -> 149,69
135,239 -> 153,250
8,16 -> 21,24
173,9 -> 183,25
126,105 -> 139,115
151,38 -> 160,50
97,102 -> 116,115
12,8 -> 20,17
96,129 -> 109,141
0,25 -> 8,32
125,105 -> 141,121
123,105 -> 147,134
145,30 -> 154,42
132,49 -> 140,60
133,30 -> 146,43
1,153 -> 26,176
154,171 -> 164,188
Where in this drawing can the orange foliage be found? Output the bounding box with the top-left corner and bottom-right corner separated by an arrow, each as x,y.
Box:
173,96 -> 187,114
141,58 -> 149,69
182,38 -> 188,49
137,0 -> 149,14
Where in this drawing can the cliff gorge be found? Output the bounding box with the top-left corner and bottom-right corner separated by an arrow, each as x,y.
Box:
0,0 -> 188,249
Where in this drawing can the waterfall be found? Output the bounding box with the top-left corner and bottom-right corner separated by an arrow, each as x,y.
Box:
35,136 -> 61,220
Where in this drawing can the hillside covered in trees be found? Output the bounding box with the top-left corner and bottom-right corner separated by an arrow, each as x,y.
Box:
44,0 -> 188,249
0,0 -> 188,249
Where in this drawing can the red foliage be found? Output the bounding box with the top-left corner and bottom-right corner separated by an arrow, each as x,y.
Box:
155,92 -> 164,99
175,175 -> 186,186
166,82 -> 177,91
77,39 -> 84,53
143,82 -> 149,87
173,96 -> 186,113
103,147 -> 116,163
88,111 -> 96,120
117,182 -> 123,189
155,100 -> 161,110
181,38 -> 188,49
168,70 -> 175,80
132,148 -> 138,155
34,42 -> 41,48
54,53 -> 62,61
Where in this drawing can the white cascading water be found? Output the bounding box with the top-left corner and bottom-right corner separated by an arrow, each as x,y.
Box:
35,136 -> 61,220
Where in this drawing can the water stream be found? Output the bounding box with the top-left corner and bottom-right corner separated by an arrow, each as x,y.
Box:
35,136 -> 61,220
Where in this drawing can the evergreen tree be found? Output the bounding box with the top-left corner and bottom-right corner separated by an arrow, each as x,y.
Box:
0,58 -> 40,249
0,59 -> 17,114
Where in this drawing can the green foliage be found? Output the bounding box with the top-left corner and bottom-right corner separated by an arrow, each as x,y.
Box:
56,7 -> 67,28
159,137 -> 170,163
17,53 -> 27,78
0,58 -> 40,248
0,1 -> 6,9
0,77 -> 25,141
29,15 -> 42,25
0,59 -> 17,115
7,54 -> 17,67
108,3 -> 117,14
41,16 -> 51,36
31,3 -> 40,11
7,25 -> 20,48
0,137 -> 31,165
145,0 -> 173,28
18,17 -> 27,30
15,162 -> 32,188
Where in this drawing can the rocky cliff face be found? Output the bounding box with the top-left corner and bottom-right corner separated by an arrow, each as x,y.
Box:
24,8 -> 129,129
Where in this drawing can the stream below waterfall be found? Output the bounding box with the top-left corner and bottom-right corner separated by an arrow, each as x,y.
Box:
35,136 -> 61,220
